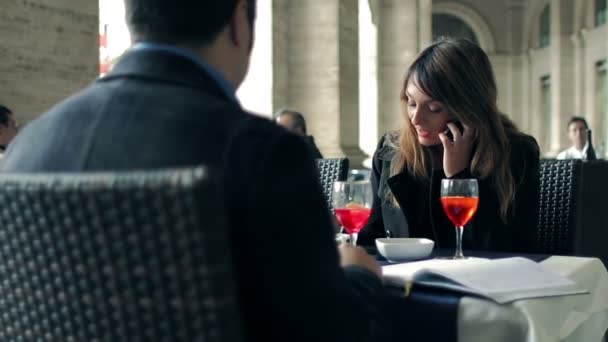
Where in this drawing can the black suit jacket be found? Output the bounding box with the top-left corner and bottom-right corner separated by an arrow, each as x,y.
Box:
305,135 -> 323,159
1,49 -> 386,341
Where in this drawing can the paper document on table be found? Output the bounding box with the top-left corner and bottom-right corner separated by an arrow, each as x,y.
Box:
382,257 -> 589,304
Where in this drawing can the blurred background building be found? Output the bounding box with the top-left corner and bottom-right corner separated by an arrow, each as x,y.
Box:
0,0 -> 606,165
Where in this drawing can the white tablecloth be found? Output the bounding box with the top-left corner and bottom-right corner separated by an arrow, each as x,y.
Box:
458,256 -> 608,341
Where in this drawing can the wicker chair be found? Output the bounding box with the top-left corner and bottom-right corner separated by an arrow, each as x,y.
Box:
316,158 -> 349,210
536,159 -> 582,255
0,167 -> 242,341
536,159 -> 608,265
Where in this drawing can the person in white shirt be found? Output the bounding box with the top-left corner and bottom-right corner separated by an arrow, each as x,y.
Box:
556,116 -> 589,160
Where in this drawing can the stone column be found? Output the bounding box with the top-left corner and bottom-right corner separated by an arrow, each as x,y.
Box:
570,30 -> 586,117
279,0 -> 367,166
489,54 -> 511,115
581,28 -> 598,136
375,0 -> 425,138
418,0 -> 433,49
550,0 -> 575,152
0,1 -> 98,123
506,0 -> 526,129
521,52 -> 533,133
272,0 -> 289,112
528,49 -> 544,145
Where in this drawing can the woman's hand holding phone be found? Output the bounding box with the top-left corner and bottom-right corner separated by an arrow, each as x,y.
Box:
438,121 -> 474,177
443,121 -> 464,141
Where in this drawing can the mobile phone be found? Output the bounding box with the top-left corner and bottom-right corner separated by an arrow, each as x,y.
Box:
444,121 -> 464,141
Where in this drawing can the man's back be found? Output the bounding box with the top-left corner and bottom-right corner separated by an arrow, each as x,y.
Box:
2,50 -> 253,171
1,49 -> 385,341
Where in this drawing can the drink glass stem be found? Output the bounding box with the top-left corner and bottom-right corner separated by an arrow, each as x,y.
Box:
350,233 -> 358,246
454,226 -> 465,259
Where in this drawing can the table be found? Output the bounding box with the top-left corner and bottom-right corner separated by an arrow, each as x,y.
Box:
379,249 -> 608,341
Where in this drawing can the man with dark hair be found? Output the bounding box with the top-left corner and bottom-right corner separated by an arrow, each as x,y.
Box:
0,105 -> 18,156
557,116 -> 591,160
2,1 -> 386,341
275,108 -> 323,159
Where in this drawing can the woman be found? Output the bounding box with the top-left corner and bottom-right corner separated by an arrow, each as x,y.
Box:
359,38 -> 540,253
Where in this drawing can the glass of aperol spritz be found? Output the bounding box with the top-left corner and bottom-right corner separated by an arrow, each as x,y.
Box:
332,180 -> 373,246
440,179 -> 479,259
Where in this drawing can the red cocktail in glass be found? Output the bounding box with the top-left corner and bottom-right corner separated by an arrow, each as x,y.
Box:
333,181 -> 373,245
440,179 -> 479,259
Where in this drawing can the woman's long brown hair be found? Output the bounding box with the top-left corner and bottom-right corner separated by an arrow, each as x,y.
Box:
391,38 -> 524,221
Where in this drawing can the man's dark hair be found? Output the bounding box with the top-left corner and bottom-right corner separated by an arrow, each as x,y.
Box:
0,105 -> 12,126
567,116 -> 589,130
125,0 -> 256,45
275,109 -> 308,135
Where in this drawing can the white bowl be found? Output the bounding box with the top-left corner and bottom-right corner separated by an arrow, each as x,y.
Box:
375,238 -> 435,262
